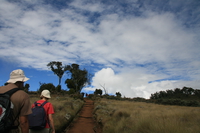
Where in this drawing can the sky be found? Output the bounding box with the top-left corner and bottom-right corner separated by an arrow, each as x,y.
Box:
0,0 -> 200,99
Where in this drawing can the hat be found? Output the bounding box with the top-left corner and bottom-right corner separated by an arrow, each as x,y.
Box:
41,90 -> 51,99
7,69 -> 29,83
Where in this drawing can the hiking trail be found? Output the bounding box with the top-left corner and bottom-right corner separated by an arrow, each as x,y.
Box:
65,98 -> 102,133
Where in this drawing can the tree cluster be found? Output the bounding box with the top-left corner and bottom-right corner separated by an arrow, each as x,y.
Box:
116,92 -> 122,97
94,89 -> 102,95
65,64 -> 90,93
47,61 -> 91,94
150,87 -> 200,107
150,87 -> 200,100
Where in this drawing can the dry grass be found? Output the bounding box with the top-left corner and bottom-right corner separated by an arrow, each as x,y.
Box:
30,94 -> 84,132
94,98 -> 200,133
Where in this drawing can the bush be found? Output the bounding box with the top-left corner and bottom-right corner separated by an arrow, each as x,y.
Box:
67,89 -> 76,95
94,89 -> 103,95
70,94 -> 84,100
116,92 -> 122,98
186,100 -> 200,107
38,83 -> 56,93
88,94 -> 95,99
155,99 -> 200,107
56,85 -> 61,92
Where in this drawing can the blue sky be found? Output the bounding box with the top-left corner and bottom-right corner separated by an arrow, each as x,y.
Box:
0,0 -> 200,98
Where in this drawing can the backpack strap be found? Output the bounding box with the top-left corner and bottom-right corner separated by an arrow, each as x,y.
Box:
34,101 -> 48,107
41,101 -> 50,127
41,101 -> 48,106
3,88 -> 22,129
4,88 -> 21,96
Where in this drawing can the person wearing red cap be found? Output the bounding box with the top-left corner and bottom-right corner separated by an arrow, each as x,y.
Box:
0,69 -> 32,133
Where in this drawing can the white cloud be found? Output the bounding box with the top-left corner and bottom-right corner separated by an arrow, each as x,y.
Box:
84,67 -> 158,98
1,1 -> 198,69
0,0 -> 200,98
84,68 -> 200,99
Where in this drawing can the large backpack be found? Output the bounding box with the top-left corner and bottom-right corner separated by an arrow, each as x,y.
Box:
0,88 -> 21,132
28,101 -> 48,130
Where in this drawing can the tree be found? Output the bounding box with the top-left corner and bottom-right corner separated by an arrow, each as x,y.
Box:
38,83 -> 56,93
24,83 -> 30,93
100,84 -> 108,95
174,88 -> 181,94
94,89 -> 103,95
166,89 -> 174,97
181,87 -> 194,95
65,64 -> 91,93
47,61 -> 68,86
159,91 -> 167,98
194,89 -> 200,98
116,92 -> 122,97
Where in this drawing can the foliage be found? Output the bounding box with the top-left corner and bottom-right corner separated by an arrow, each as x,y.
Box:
65,63 -> 91,93
38,83 -> 56,93
94,89 -> 103,95
150,87 -> 200,107
156,99 -> 200,107
88,94 -> 95,99
150,87 -> 200,100
47,61 -> 68,86
132,97 -> 146,102
67,88 -> 76,95
55,85 -> 61,92
116,92 -> 122,97
23,83 -> 30,93
69,93 -> 84,100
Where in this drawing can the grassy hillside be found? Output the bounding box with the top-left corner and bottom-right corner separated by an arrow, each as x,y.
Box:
29,94 -> 200,133
94,98 -> 200,133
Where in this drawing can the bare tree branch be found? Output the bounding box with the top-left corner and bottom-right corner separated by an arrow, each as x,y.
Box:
100,83 -> 107,95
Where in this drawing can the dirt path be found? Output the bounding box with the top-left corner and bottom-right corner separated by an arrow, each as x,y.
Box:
65,98 -> 102,133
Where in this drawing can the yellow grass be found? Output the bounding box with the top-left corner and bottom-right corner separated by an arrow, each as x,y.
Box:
30,94 -> 84,132
94,98 -> 200,133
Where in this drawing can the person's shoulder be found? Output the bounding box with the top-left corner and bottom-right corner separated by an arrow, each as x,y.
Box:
46,101 -> 53,106
0,86 -> 6,93
15,89 -> 30,98
0,84 -> 16,93
17,89 -> 29,95
46,101 -> 52,104
36,99 -> 44,103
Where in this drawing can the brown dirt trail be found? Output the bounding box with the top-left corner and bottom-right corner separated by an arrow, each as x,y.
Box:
65,98 -> 102,133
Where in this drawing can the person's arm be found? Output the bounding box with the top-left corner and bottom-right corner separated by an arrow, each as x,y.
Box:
48,114 -> 55,133
19,115 -> 29,133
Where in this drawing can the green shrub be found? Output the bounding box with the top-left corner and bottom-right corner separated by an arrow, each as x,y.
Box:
155,99 -> 200,107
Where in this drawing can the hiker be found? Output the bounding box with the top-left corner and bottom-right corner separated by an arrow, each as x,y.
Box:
0,69 -> 32,133
29,90 -> 55,133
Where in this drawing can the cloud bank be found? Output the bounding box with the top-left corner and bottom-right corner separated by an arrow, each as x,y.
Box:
0,0 -> 200,98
